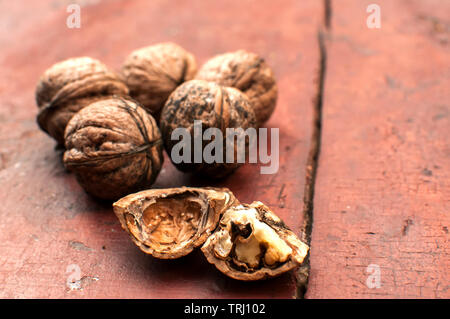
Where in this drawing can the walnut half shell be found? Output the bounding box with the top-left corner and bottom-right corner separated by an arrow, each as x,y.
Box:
201,201 -> 309,281
113,187 -> 238,259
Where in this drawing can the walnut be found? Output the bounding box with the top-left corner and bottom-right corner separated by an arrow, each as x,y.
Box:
113,187 -> 309,280
201,201 -> 309,281
113,187 -> 238,259
159,80 -> 257,178
121,42 -> 197,118
63,98 -> 163,200
36,57 -> 129,145
195,50 -> 278,126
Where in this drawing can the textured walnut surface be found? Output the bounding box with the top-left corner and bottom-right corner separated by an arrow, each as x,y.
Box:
201,201 -> 309,281
63,98 -> 163,200
195,50 -> 277,126
113,187 -> 238,259
36,57 -> 129,145
160,79 -> 257,178
122,42 -> 197,118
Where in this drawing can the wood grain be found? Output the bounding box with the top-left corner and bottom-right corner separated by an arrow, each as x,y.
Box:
307,0 -> 449,298
0,0 -> 322,298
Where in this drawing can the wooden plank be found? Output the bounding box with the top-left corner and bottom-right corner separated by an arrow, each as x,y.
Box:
0,0 -> 322,298
307,0 -> 449,298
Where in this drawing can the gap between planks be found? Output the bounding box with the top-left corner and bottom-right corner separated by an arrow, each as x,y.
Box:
295,0 -> 331,299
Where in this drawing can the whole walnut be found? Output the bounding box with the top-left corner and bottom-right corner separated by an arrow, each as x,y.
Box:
195,50 -> 278,126
36,57 -> 129,145
63,98 -> 163,200
121,42 -> 197,118
160,80 -> 257,178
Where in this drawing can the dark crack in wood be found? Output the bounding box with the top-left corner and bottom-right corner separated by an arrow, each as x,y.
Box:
295,29 -> 327,299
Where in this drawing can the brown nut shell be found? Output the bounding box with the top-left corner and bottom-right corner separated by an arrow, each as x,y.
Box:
121,42 -> 197,118
159,79 -> 257,178
195,50 -> 278,126
36,57 -> 129,145
63,98 -> 163,200
113,187 -> 238,259
201,201 -> 309,281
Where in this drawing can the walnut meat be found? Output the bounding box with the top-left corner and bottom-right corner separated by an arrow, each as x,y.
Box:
201,201 -> 309,281
121,42 -> 197,118
113,187 -> 238,259
159,80 -> 257,178
36,57 -> 129,145
63,98 -> 163,200
195,50 -> 278,126
113,187 -> 309,280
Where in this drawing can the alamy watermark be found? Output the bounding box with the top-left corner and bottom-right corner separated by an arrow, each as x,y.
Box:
366,264 -> 381,289
66,264 -> 81,290
66,4 -> 81,29
170,121 -> 279,174
366,4 -> 381,29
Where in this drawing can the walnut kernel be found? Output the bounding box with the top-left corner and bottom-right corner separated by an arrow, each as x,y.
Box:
201,201 -> 309,281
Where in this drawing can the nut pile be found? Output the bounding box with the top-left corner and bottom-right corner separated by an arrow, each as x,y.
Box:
35,42 -> 308,281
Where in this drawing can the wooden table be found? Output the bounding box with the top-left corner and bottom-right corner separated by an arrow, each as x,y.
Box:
0,0 -> 448,298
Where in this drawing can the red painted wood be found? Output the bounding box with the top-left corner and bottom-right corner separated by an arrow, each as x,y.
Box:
0,0 -> 321,298
307,0 -> 450,298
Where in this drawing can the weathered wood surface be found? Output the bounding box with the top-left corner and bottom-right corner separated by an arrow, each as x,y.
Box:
307,0 -> 449,298
0,0 -> 321,298
1,0 -> 448,299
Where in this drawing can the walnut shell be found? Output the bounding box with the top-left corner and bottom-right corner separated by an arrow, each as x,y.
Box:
201,201 -> 309,281
121,42 -> 197,118
195,50 -> 278,126
113,187 -> 238,259
63,98 -> 163,200
36,57 -> 129,145
159,80 -> 257,178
